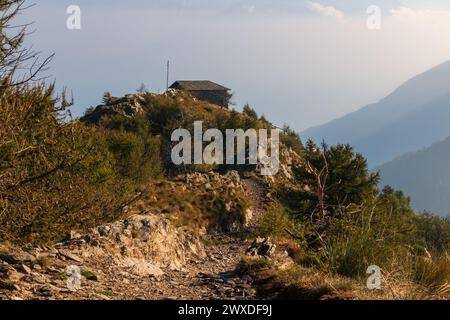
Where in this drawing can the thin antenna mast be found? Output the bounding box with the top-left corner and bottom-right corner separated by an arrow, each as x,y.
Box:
166,60 -> 170,91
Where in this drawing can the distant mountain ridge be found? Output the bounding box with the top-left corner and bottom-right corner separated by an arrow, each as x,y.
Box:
302,61 -> 450,167
377,136 -> 450,217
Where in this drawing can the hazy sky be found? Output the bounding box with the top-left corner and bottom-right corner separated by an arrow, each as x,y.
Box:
21,0 -> 450,131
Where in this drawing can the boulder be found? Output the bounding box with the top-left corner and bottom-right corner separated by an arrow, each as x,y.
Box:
246,237 -> 276,258
115,257 -> 164,277
0,250 -> 35,265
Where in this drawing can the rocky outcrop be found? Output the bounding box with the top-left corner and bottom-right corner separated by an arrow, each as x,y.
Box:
0,212 -> 206,299
81,93 -> 148,124
184,170 -> 243,191
65,213 -> 206,272
261,144 -> 302,185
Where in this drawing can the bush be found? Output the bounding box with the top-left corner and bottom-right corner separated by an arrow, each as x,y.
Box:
415,212 -> 450,253
286,142 -> 419,279
105,129 -> 161,185
293,141 -> 379,219
0,280 -> 16,291
257,203 -> 297,239
146,95 -> 185,138
242,103 -> 258,119
320,230 -> 392,278
0,1 -> 164,244
0,85 -> 161,244
316,190 -> 416,278
236,256 -> 274,275
280,125 -> 303,155
208,190 -> 249,232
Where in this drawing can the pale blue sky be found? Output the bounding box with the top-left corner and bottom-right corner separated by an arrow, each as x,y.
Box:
21,0 -> 450,130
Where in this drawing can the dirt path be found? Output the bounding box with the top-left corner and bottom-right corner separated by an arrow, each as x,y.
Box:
1,178 -> 269,300
40,234 -> 257,300
241,178 -> 270,231
103,178 -> 270,300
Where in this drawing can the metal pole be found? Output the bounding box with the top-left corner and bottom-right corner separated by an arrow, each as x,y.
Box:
166,60 -> 170,91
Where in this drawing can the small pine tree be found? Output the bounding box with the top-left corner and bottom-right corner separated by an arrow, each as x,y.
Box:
84,106 -> 95,116
259,114 -> 268,124
281,125 -> 303,154
242,103 -> 258,119
136,83 -> 148,94
294,140 -> 379,219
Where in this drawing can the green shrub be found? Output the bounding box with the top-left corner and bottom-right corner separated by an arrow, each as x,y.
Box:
0,1 -> 165,244
257,203 -> 298,239
0,87 -> 161,244
106,130 -> 161,185
146,95 -> 185,138
0,280 -> 16,291
415,212 -> 450,253
320,231 -> 387,278
293,141 -> 379,220
316,194 -> 415,279
81,270 -> 98,281
236,256 -> 274,275
208,190 -> 249,232
280,125 -> 303,155
242,104 -> 258,119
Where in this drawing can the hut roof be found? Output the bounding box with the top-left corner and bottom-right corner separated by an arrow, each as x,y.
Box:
169,80 -> 230,91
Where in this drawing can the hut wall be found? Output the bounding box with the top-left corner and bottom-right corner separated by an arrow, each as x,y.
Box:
189,90 -> 229,108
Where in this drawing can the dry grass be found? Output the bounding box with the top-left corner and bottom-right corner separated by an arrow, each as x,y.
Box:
32,256 -> 50,270
236,256 -> 274,275
412,253 -> 450,297
253,260 -> 449,300
0,243 -> 12,255
141,178 -> 249,234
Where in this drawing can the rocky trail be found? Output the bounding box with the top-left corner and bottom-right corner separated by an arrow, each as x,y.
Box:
0,175 -> 280,301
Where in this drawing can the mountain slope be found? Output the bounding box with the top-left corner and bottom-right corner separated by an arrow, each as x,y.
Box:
303,61 -> 450,167
377,136 -> 450,217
